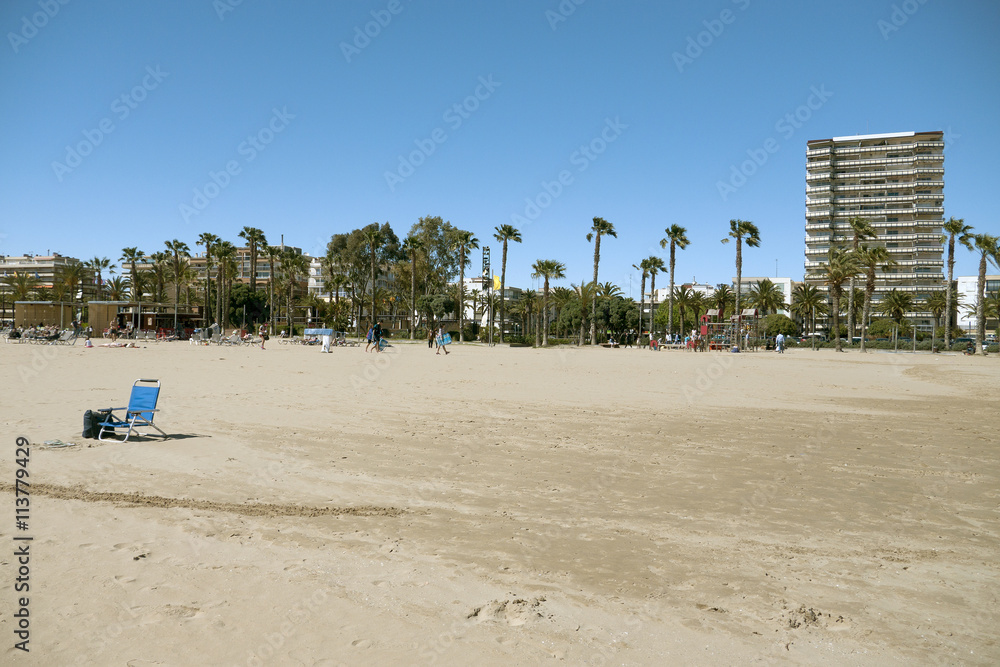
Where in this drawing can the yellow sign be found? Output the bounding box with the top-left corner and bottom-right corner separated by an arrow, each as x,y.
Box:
493,275 -> 501,291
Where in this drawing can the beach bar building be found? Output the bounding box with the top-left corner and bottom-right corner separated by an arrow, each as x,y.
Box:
14,301 -> 74,328
87,301 -> 202,335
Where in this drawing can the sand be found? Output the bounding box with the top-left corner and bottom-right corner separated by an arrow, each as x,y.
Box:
1,338 -> 997,665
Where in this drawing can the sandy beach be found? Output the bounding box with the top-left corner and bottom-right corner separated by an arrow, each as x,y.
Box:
1,339 -> 997,665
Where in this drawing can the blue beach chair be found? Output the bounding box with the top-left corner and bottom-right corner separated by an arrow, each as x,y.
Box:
98,379 -> 168,442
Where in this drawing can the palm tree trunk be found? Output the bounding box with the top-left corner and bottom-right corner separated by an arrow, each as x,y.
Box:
945,236 -> 955,348
976,254 -> 987,355
590,236 -> 601,345
639,274 -> 646,342
542,279 -> 550,346
668,244 -> 676,339
832,290 -> 842,352
735,238 -> 743,350
410,254 -> 417,340
499,242 -> 507,343
458,249 -> 465,342
860,290 -> 872,353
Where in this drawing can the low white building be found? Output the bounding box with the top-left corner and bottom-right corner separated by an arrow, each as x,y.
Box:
956,274 -> 1000,334
733,277 -> 793,316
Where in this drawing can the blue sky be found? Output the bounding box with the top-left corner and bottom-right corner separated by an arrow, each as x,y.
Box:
1,0 -> 997,296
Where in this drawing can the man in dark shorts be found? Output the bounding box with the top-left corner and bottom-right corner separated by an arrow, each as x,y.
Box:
373,321 -> 383,353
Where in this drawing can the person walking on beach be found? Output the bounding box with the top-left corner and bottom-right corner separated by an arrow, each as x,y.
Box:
427,323 -> 436,349
259,322 -> 268,349
373,320 -> 383,353
365,323 -> 374,352
436,325 -> 449,355
776,332 -> 785,354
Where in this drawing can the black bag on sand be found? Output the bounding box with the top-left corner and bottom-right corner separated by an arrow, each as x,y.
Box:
82,409 -> 113,439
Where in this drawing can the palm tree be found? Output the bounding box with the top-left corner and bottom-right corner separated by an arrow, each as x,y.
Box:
820,248 -> 859,352
746,278 -> 786,315
280,248 -> 309,334
401,235 -> 423,339
791,283 -> 825,350
551,286 -> 573,337
450,230 -> 479,342
5,271 -> 39,301
164,240 -> 190,333
845,217 -> 876,342
238,227 -> 267,293
120,247 -> 144,302
493,224 -> 522,343
531,259 -> 566,346
519,290 -> 537,342
942,217 -> 974,348
880,288 -> 915,348
571,281 -> 595,345
712,284 -> 734,318
660,225 -> 690,339
646,255 -> 665,335
925,290 -> 947,352
632,260 -> 649,338
263,244 -> 282,335
857,244 -> 896,353
983,290 -> 1000,343
586,217 -> 616,344
965,233 -> 1000,354
720,219 -> 761,350
87,256 -> 114,300
197,233 -> 219,326
213,242 -> 235,328
106,276 -> 129,301
673,285 -> 695,335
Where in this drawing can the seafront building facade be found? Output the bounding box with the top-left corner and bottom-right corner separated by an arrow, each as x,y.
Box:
804,131 -> 946,333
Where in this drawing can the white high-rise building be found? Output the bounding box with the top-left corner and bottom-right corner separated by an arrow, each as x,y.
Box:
804,131 -> 945,332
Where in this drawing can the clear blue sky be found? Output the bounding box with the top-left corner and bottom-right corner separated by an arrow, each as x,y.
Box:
1,0 -> 997,295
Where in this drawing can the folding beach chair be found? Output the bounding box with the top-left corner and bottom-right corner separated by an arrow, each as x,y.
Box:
98,379 -> 168,442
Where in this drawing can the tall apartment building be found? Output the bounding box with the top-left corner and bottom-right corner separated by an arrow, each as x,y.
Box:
804,131 -> 945,332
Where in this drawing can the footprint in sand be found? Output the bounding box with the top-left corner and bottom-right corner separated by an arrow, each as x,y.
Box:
351,639 -> 372,649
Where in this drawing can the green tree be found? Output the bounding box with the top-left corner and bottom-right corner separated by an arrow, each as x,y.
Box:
263,244 -> 282,335
857,244 -> 896,353
632,259 -> 649,336
660,225 -> 689,339
712,284 -> 734,318
586,217 -> 617,344
238,227 -> 267,293
880,289 -> 915,347
845,217 -> 876,340
924,290 -> 947,351
493,224 -> 522,343
106,276 -> 129,301
791,283 -> 825,350
746,278 -> 786,315
401,235 -> 424,339
762,313 -> 798,337
531,259 -> 566,346
449,229 -> 478,342
197,233 -> 219,325
820,248 -> 859,352
120,247 -> 144,302
721,219 -> 760,349
164,239 -> 190,332
941,217 -> 973,348
672,285 -> 695,335
213,242 -> 235,328
87,256 -> 114,300
645,255 -> 665,335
